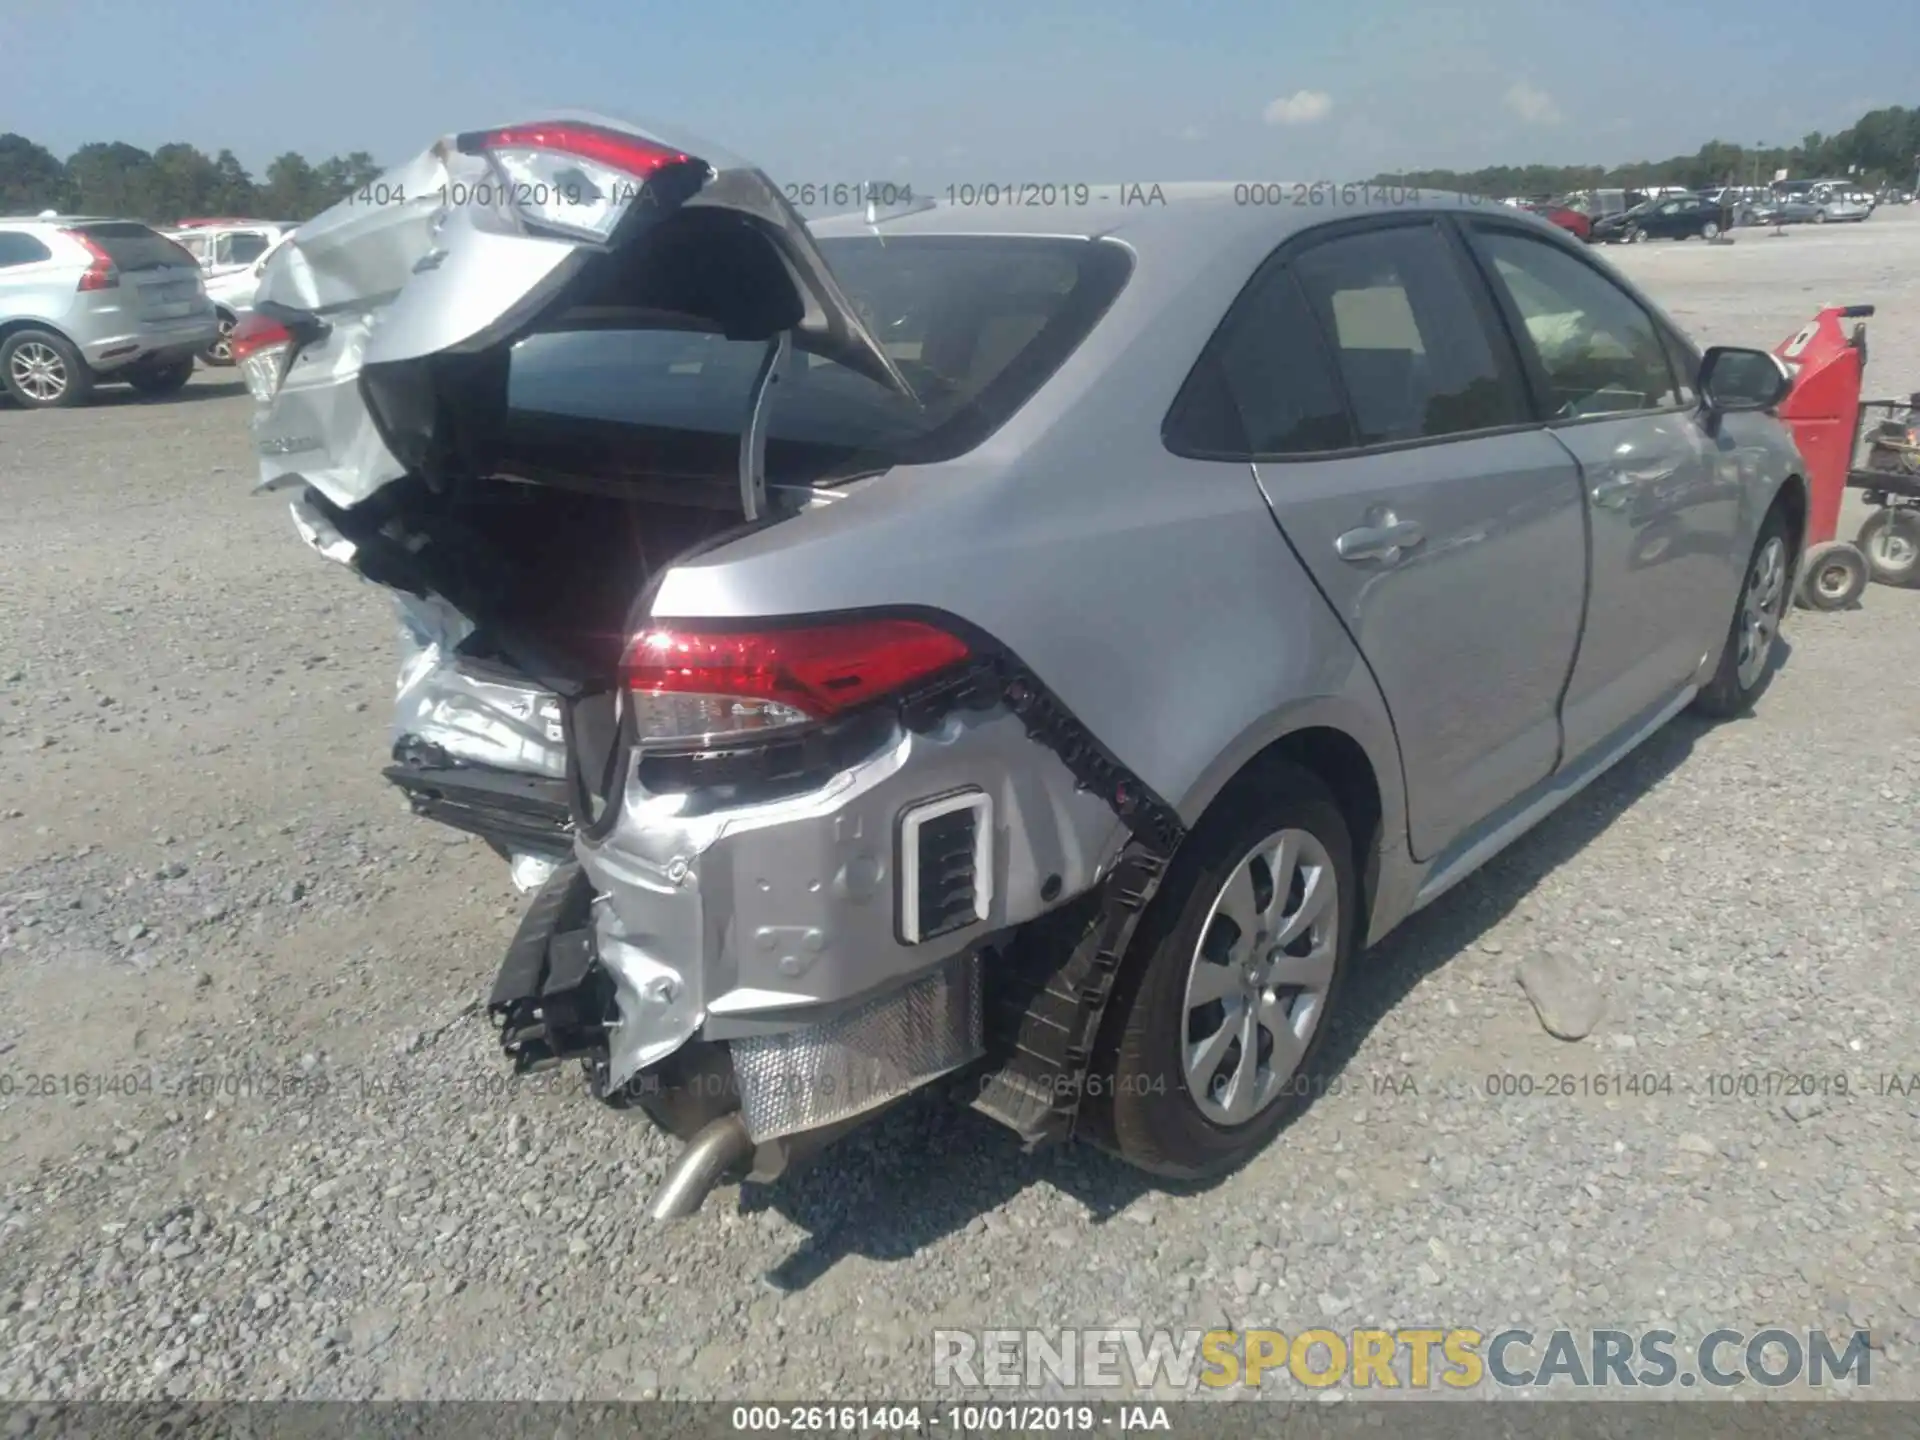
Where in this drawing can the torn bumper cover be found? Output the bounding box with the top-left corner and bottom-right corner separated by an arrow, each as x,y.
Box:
487,698 -> 1131,1146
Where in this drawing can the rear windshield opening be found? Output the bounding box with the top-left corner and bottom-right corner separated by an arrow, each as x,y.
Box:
75,222 -> 197,272
502,235 -> 1132,487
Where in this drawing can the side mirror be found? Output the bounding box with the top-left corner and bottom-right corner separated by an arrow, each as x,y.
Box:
1697,346 -> 1792,413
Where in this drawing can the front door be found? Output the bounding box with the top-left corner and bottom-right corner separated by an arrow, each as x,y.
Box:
1462,220 -> 1730,760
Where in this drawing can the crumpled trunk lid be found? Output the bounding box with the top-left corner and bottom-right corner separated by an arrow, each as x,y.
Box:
248,111 -> 912,514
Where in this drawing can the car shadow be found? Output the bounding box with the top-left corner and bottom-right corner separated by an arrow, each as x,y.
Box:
82,377 -> 248,407
737,648 -> 1792,1287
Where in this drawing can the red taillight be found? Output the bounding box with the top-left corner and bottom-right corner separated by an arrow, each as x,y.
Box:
63,230 -> 117,291
622,619 -> 972,744
229,315 -> 290,364
461,121 -> 690,177
232,315 -> 294,404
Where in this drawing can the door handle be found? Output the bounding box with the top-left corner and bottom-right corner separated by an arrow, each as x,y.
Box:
1590,476 -> 1637,509
1335,513 -> 1425,563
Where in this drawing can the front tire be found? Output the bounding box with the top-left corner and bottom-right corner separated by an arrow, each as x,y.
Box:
1,329 -> 93,409
1694,511 -> 1792,718
1090,762 -> 1357,1180
1859,509 -> 1920,587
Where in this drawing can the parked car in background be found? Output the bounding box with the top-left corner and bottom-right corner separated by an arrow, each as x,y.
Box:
1591,194 -> 1730,243
1561,188 -> 1649,220
199,231 -> 293,365
166,219 -> 290,271
0,216 -> 218,407
240,115 -> 1809,1212
1763,182 -> 1870,225
1519,200 -> 1593,241
1808,183 -> 1872,222
165,220 -> 293,365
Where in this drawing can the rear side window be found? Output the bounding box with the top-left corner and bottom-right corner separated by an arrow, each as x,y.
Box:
73,222 -> 195,272
1288,224 -> 1528,446
505,235 -> 1130,482
0,232 -> 53,268
1163,266 -> 1353,456
1471,228 -> 1683,417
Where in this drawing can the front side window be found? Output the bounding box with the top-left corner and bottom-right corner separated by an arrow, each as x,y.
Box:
1471,227 -> 1683,418
219,232 -> 270,265
1287,223 -> 1528,446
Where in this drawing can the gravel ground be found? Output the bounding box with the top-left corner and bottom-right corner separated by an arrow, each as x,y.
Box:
2,210 -> 1918,1405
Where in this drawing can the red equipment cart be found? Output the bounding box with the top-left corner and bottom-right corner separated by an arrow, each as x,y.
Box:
1771,303 -> 1920,606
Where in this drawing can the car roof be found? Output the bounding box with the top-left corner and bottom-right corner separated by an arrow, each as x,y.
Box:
809,183 -> 1536,257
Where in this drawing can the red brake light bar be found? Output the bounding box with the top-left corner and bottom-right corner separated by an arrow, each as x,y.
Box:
459,121 -> 691,178
63,230 -> 117,292
622,619 -> 972,743
229,315 -> 290,365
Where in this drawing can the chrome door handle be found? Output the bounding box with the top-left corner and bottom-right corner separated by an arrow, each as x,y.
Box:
1591,476 -> 1637,509
1335,513 -> 1425,563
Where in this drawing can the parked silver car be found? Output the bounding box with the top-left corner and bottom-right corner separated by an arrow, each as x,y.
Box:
0,216 -> 219,407
240,116 -> 1807,1216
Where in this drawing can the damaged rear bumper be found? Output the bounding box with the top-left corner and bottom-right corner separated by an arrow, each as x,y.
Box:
488,703 -> 1125,1147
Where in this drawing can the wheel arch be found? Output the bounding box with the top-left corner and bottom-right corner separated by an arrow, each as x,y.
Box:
0,317 -> 81,350
1769,472 -> 1809,568
1173,703 -> 1406,946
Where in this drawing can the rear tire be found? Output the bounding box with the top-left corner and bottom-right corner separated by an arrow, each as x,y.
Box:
125,359 -> 194,397
1,329 -> 93,409
1693,510 -> 1792,718
1859,509 -> 1920,587
1089,762 -> 1357,1180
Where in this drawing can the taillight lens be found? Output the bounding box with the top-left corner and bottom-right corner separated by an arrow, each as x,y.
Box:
63,230 -> 117,291
231,315 -> 292,403
456,120 -> 697,242
622,620 -> 972,744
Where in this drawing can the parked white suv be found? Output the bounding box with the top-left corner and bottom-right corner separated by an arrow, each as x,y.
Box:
164,220 -> 292,365
0,216 -> 218,407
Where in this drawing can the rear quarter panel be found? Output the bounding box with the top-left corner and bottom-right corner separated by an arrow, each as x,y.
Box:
648,225 -> 1408,894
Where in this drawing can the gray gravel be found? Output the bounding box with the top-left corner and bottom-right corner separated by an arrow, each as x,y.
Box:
2,213 -> 1919,1403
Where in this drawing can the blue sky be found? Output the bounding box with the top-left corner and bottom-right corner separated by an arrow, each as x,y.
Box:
2,0 -> 1912,182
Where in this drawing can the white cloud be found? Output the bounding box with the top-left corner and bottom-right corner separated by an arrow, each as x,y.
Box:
1263,90 -> 1333,126
1178,124 -> 1207,142
1503,81 -> 1562,125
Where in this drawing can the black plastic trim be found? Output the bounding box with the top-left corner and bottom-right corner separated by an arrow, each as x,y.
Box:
384,740 -> 575,860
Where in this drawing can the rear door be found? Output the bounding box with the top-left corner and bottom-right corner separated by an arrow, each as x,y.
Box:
1228,217 -> 1588,860
1459,218 -> 1729,761
74,222 -> 205,322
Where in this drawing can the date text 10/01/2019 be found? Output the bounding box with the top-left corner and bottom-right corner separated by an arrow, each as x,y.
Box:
349,179 -> 1446,213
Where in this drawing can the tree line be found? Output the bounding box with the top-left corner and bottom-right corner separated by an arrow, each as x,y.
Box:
1371,106 -> 1920,197
5,102 -> 1919,225
0,134 -> 383,224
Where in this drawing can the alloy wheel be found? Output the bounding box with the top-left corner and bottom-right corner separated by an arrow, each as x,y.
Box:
1735,535 -> 1787,689
8,342 -> 67,402
1182,827 -> 1339,1125
207,316 -> 235,364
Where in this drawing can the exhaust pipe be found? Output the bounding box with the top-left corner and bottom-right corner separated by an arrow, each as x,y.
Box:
650,1112 -> 754,1220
